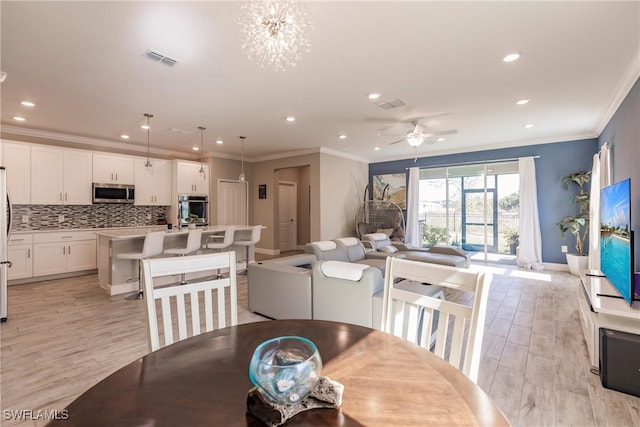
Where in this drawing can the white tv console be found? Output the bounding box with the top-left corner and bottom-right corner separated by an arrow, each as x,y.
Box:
578,272 -> 640,370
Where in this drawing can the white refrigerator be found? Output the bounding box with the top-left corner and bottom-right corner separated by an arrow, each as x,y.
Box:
0,166 -> 11,321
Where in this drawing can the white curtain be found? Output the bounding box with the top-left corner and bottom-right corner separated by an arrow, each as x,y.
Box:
588,143 -> 611,271
405,167 -> 421,247
517,157 -> 544,270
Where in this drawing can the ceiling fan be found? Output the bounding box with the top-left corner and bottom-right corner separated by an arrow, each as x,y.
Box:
382,120 -> 457,147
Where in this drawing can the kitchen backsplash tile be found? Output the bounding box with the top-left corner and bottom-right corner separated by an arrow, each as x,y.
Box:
11,205 -> 169,231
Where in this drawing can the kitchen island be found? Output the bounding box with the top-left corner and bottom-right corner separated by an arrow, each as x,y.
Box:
95,225 -> 261,295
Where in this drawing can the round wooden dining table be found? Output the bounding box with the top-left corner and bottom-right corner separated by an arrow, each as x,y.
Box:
47,319 -> 509,426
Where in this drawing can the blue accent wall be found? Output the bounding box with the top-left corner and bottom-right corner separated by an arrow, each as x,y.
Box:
599,78 -> 639,272
369,139 -> 598,264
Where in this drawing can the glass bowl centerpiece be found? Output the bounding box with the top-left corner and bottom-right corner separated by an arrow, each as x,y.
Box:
249,336 -> 322,405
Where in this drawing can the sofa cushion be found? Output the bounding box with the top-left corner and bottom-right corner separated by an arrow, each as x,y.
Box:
379,245 -> 398,254
320,261 -> 368,281
334,237 -> 366,262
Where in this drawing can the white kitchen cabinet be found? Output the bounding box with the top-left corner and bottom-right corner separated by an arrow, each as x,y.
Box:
93,153 -> 134,184
174,161 -> 208,196
33,231 -> 97,276
134,158 -> 172,205
1,141 -> 31,204
31,146 -> 92,205
7,234 -> 33,280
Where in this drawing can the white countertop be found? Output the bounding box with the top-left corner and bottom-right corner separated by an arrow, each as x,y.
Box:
95,225 -> 259,240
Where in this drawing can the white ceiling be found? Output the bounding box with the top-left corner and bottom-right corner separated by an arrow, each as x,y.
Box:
1,1 -> 638,163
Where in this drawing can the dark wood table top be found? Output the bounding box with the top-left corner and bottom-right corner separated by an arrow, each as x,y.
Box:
47,320 -> 509,426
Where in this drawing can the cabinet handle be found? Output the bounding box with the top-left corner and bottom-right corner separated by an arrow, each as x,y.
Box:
62,236 -> 72,239
115,173 -> 118,181
12,238 -> 24,242
65,192 -> 68,201
60,192 -> 63,201
63,246 -> 66,255
28,249 -> 31,258
68,245 -> 71,255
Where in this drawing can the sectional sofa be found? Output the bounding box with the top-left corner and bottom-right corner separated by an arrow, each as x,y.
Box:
247,237 -> 452,328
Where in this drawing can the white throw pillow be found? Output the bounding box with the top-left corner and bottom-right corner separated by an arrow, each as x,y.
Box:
379,245 -> 398,254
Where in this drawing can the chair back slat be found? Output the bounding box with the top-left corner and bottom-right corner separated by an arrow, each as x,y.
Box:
142,252 -> 238,352
381,257 -> 492,383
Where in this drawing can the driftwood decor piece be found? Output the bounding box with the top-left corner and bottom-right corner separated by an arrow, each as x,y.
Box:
246,376 -> 344,426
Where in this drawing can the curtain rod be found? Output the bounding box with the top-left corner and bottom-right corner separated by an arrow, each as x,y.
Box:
405,155 -> 540,170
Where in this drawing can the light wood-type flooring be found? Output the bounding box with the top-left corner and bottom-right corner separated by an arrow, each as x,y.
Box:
1,255 -> 639,426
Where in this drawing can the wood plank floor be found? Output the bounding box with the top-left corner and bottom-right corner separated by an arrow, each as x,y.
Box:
1,257 -> 639,426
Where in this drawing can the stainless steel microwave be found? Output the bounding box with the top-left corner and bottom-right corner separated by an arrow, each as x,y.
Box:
92,183 -> 135,204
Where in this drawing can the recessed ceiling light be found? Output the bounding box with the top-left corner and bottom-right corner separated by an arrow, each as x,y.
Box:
516,98 -> 530,105
286,116 -> 296,122
367,92 -> 381,100
192,147 -> 200,151
13,116 -> 26,122
120,134 -> 130,139
503,53 -> 520,62
524,123 -> 535,128
216,140 -> 224,145
141,124 -> 150,130
436,137 -> 445,142
21,101 -> 35,107
374,147 -> 380,151
338,134 -> 347,140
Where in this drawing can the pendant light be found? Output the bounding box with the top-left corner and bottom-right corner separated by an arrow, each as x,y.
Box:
239,136 -> 246,182
143,113 -> 153,167
198,126 -> 206,173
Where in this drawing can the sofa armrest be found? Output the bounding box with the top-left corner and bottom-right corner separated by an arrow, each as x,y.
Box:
312,261 -> 383,328
365,251 -> 406,260
391,242 -> 430,252
427,245 -> 471,267
270,253 -> 317,268
247,261 -> 313,320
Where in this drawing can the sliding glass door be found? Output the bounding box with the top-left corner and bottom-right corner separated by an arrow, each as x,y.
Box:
418,161 -> 519,262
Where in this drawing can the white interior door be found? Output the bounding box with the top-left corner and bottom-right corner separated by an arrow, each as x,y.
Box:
218,180 -> 248,225
279,182 -> 297,251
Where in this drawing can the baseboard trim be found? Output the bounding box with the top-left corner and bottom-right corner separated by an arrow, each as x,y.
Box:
255,248 -> 280,256
542,262 -> 570,272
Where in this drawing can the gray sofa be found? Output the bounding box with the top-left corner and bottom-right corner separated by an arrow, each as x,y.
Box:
361,233 -> 471,268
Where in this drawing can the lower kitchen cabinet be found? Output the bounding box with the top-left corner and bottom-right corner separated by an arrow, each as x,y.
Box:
33,231 -> 97,277
8,234 -> 33,281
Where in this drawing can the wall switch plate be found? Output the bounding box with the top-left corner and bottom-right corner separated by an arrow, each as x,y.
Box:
58,215 -> 65,223
561,245 -> 568,253
21,215 -> 29,223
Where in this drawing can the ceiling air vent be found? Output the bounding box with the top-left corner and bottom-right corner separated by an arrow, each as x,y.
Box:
143,49 -> 180,67
375,98 -> 405,110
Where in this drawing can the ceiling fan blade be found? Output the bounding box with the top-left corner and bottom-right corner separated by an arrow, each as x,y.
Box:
430,129 -> 458,137
388,139 -> 406,145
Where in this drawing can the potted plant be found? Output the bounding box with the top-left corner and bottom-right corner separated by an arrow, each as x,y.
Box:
556,170 -> 591,275
503,228 -> 519,255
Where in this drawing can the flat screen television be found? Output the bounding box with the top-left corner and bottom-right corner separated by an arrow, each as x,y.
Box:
600,178 -> 635,305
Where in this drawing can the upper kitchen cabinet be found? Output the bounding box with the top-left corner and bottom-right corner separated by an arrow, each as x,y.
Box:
93,153 -> 134,185
173,160 -> 208,196
134,158 -> 172,206
1,141 -> 31,204
31,146 -> 92,205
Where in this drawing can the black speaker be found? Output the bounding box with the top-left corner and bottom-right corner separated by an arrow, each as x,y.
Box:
599,328 -> 640,397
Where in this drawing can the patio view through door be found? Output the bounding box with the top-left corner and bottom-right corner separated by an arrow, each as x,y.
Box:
418,161 -> 520,262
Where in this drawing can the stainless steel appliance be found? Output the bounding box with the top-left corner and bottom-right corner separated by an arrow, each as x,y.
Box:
1,167 -> 12,321
93,183 -> 135,204
177,195 -> 208,228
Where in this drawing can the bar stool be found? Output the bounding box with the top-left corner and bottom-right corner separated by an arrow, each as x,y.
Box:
118,231 -> 165,300
163,228 -> 203,284
204,227 -> 235,277
233,225 -> 262,272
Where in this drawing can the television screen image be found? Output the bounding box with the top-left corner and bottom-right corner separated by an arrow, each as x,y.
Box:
600,178 -> 633,305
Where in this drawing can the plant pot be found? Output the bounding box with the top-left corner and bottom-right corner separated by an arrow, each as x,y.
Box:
566,253 -> 588,276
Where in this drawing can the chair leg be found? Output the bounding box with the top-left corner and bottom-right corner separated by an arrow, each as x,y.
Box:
125,261 -> 144,300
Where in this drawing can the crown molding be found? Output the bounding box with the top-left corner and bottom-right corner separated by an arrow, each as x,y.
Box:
596,47 -> 640,135
0,125 -> 198,160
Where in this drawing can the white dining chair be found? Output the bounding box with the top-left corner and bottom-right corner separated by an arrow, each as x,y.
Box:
164,228 -> 203,284
117,231 -> 166,300
381,257 -> 492,383
142,251 -> 238,352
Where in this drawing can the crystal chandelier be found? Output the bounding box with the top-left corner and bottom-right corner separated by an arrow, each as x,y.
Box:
237,0 -> 313,71
239,136 -> 246,182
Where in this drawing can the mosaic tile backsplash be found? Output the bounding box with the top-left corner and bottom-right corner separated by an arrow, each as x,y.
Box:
11,204 -> 169,231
